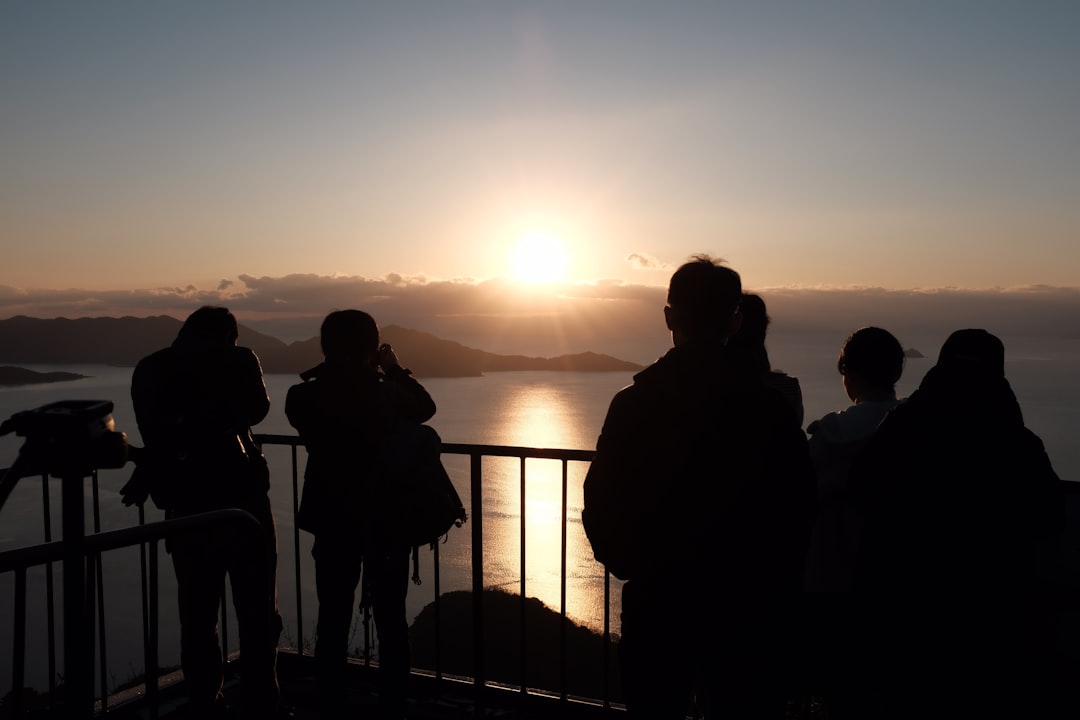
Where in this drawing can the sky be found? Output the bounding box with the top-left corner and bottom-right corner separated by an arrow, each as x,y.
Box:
2,1 -> 1079,349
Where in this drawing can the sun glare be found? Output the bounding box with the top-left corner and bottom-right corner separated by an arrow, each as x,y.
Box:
510,230 -> 570,284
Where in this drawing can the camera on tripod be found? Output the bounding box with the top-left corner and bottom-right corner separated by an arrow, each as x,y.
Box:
0,400 -> 131,478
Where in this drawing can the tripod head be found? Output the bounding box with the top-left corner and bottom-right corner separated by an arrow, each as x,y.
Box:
1,400 -> 131,479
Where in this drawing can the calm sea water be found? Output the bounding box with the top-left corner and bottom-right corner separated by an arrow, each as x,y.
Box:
1,334 -> 1078,693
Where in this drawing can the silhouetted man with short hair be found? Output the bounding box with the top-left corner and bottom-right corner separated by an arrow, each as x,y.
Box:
582,256 -> 816,719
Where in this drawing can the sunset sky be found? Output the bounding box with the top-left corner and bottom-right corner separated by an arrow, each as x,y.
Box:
2,2 -> 1079,341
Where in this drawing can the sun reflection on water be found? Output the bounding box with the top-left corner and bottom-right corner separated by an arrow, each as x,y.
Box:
475,382 -> 617,634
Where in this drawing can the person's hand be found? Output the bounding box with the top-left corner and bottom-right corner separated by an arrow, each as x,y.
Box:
377,343 -> 401,373
120,468 -> 151,507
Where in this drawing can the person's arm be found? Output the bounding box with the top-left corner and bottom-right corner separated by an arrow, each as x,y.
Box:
131,354 -> 173,448
376,345 -> 436,422
381,366 -> 437,423
582,389 -> 645,580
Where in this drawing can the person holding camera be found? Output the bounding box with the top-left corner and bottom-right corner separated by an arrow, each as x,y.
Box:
285,309 -> 436,720
129,306 -> 284,718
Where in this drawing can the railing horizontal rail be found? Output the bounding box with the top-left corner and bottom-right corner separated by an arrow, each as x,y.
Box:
0,509 -> 259,574
253,432 -> 597,462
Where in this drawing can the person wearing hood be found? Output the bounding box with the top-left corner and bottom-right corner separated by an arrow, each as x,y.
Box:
850,329 -> 1067,718
285,309 -> 435,720
582,256 -> 815,719
130,306 -> 284,718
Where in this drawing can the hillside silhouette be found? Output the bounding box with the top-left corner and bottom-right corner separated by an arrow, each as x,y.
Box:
409,588 -> 621,703
0,366 -> 86,387
0,316 -> 643,377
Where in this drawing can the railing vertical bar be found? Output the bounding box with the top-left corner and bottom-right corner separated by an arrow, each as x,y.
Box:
363,603 -> 372,666
148,538 -> 160,720
291,444 -> 304,655
12,567 -> 27,718
41,472 -> 57,699
92,471 -> 110,712
85,552 -> 99,711
603,570 -> 611,709
559,458 -> 569,701
432,539 -> 444,679
469,452 -> 485,712
96,557 -> 108,711
221,585 -> 230,675
60,471 -> 90,717
518,455 -> 527,697
138,504 -> 158,716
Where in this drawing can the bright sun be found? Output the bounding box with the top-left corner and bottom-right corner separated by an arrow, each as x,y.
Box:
510,230 -> 570,284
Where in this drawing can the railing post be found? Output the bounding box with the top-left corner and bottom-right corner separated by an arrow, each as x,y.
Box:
560,458 -> 569,701
91,471 -> 109,713
12,568 -> 27,718
603,571 -> 612,710
61,472 -> 91,719
469,452 -> 485,712
148,537 -> 160,720
518,456 -> 527,697
291,444 -> 304,655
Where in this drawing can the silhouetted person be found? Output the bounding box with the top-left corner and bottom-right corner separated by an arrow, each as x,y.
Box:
130,306 -> 283,717
797,327 -> 905,718
805,326 -> 905,591
285,310 -> 436,720
582,256 -> 816,719
728,292 -> 805,426
851,329 -> 1067,718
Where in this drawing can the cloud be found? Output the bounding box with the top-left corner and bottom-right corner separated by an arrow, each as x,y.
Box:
2,277 -> 1079,363
748,285 -> 1080,345
626,252 -> 670,270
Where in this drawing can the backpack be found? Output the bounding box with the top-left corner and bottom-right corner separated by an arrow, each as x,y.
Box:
373,422 -> 468,581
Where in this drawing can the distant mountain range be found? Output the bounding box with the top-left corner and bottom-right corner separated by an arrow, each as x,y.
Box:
0,316 -> 643,377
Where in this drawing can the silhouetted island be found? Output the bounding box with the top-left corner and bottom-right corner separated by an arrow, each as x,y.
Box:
409,588 -> 621,703
0,316 -> 644,377
0,366 -> 87,387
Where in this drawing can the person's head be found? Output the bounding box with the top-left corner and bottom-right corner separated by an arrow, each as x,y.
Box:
837,326 -> 905,401
176,306 -> 239,347
936,328 -> 1005,380
729,292 -> 769,346
664,255 -> 742,346
726,293 -> 771,371
319,309 -> 379,366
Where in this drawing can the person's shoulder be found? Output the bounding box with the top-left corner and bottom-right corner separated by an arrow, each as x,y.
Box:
766,370 -> 801,392
812,401 -> 898,445
133,346 -> 175,376
137,345 -> 172,363
285,375 -> 316,407
230,345 -> 263,366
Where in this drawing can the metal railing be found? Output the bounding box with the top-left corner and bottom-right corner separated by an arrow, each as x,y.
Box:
0,437 -> 621,718
0,466 -> 261,719
4,440 -> 1080,718
256,434 -> 618,713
